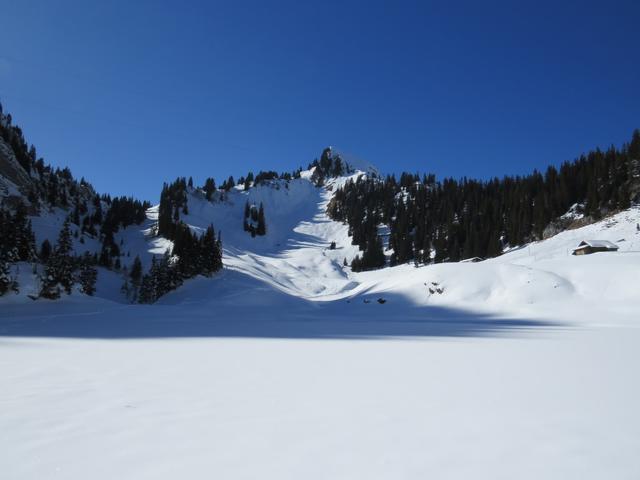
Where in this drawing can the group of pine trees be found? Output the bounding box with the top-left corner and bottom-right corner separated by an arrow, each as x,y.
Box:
136,224 -> 222,304
0,102 -> 152,298
38,219 -> 98,299
198,168 -> 300,202
350,235 -> 385,272
0,193 -> 149,298
172,223 -> 223,278
328,130 -> 640,267
243,201 -> 266,237
146,178 -> 223,303
0,202 -> 101,298
0,203 -> 36,294
158,178 -> 190,238
120,255 -> 142,302
0,202 -> 36,263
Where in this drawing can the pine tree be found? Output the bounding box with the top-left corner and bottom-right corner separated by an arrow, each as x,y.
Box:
244,172 -> 254,190
257,203 -> 266,236
138,257 -> 157,303
40,219 -> 75,299
57,218 -> 73,257
200,225 -> 222,276
362,235 -> 385,270
351,255 -> 362,271
78,256 -> 97,296
0,255 -> 12,296
40,260 -> 62,299
243,201 -> 251,231
203,178 -> 217,200
155,250 -> 182,297
40,239 -> 52,262
138,272 -> 155,304
13,204 -> 36,261
130,255 -> 142,284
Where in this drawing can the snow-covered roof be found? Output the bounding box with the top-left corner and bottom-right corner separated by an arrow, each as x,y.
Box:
574,240 -> 619,251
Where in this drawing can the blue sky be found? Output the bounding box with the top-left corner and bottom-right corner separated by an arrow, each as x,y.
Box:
1,0 -> 639,201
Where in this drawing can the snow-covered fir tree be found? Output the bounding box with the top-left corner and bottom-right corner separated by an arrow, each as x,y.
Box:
40,218 -> 75,299
78,255 -> 98,296
0,255 -> 12,296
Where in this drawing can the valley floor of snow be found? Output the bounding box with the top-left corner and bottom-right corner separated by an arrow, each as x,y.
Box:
2,178 -> 640,479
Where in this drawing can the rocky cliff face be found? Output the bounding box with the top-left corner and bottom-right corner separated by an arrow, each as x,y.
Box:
0,136 -> 35,214
0,136 -> 32,196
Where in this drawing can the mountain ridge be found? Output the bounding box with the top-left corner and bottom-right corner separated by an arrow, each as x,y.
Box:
1,102 -> 639,308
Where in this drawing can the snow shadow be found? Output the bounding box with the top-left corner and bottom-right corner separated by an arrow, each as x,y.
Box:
0,285 -> 558,341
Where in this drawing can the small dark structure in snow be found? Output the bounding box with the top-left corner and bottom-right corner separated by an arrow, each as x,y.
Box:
572,240 -> 619,255
460,257 -> 483,263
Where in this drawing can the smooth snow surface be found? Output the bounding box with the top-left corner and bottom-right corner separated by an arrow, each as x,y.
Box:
2,171 -> 640,479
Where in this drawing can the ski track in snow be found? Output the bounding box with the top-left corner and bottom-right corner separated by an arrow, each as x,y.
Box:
2,170 -> 640,479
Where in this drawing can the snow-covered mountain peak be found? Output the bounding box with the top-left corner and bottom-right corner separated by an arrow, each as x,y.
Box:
329,146 -> 380,177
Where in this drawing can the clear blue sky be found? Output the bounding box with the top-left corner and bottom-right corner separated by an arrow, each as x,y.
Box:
1,0 -> 639,201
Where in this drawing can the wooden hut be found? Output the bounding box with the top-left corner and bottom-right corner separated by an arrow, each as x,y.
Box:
572,240 -> 619,256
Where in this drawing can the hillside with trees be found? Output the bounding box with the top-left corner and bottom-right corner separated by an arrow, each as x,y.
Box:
2,99 -> 639,297
327,130 -> 640,269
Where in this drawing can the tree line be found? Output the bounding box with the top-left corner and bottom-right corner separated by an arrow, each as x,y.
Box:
328,130 -> 640,270
146,177 -> 223,303
1,102 -> 150,297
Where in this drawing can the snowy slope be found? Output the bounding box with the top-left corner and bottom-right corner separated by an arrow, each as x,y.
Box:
159,168 -> 640,329
343,206 -> 640,326
12,164 -> 639,323
10,208 -> 166,302
4,163 -> 639,323
173,171 -> 364,298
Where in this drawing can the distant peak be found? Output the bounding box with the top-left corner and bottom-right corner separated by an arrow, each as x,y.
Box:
330,147 -> 380,177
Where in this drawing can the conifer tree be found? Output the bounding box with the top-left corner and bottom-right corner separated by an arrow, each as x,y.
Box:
78,255 -> 97,296
138,272 -> 155,304
200,225 -> 222,275
244,172 -> 254,190
130,255 -> 142,285
243,201 -> 251,232
257,202 -> 266,236
40,219 -> 75,299
203,178 -> 217,200
0,255 -> 12,296
138,257 -> 157,304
